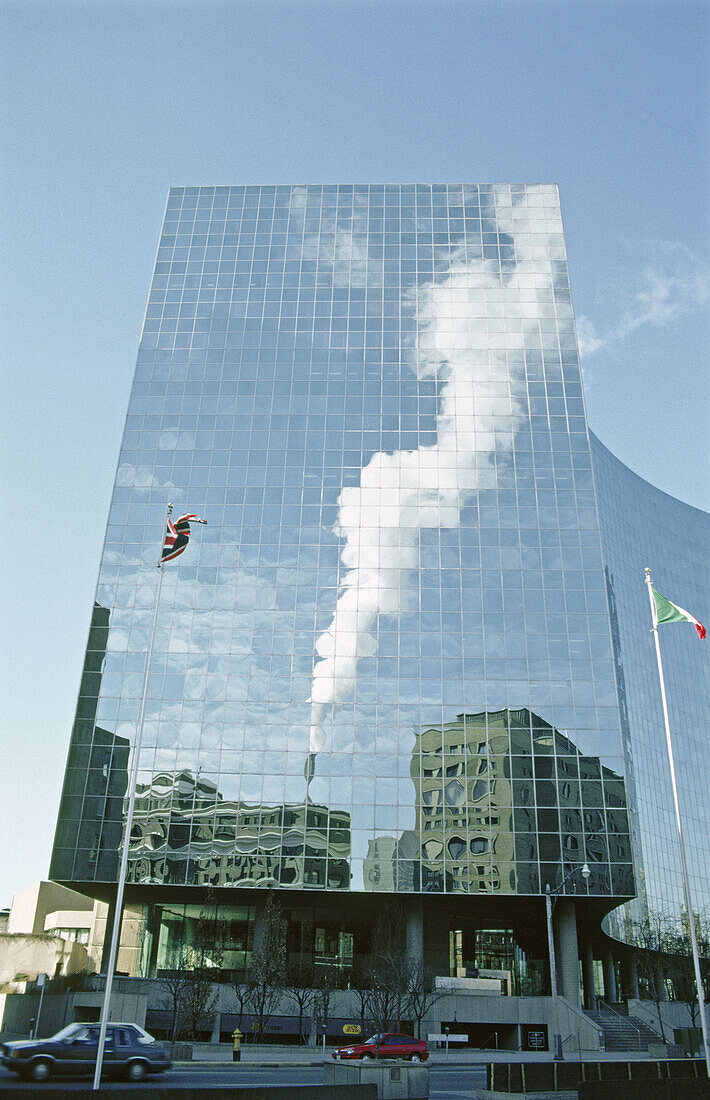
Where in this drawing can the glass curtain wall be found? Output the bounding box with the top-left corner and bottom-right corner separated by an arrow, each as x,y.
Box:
591,434 -> 710,940
51,184 -> 631,906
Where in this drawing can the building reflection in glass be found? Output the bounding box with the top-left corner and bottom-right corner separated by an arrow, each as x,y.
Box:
51,604 -> 131,884
364,708 -> 634,897
125,769 -> 351,891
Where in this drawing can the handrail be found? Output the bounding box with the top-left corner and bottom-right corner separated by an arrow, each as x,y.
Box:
559,996 -> 604,1036
561,1030 -> 583,1059
597,999 -> 643,1050
552,996 -> 606,1052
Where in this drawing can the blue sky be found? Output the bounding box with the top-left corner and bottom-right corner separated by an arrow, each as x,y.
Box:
1,0 -> 708,905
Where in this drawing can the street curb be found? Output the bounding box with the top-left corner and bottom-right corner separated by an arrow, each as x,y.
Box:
174,1060 -> 324,1067
172,1059 -> 479,1068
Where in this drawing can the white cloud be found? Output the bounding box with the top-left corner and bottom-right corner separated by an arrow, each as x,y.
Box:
115,465 -> 178,491
576,316 -> 604,356
577,244 -> 709,358
618,253 -> 709,335
308,187 -> 563,754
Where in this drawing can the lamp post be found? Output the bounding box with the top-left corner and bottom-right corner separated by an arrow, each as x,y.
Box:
545,863 -> 590,1060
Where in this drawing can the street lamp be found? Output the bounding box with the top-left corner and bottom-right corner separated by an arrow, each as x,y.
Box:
545,863 -> 591,1061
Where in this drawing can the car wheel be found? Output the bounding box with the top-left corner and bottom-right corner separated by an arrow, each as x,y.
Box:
409,1053 -> 423,1062
29,1059 -> 52,1082
125,1059 -> 148,1081
361,1053 -> 373,1061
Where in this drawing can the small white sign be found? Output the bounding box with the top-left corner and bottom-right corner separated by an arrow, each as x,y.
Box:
428,1033 -> 467,1043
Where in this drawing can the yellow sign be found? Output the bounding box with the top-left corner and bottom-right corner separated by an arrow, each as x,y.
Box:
343,1024 -> 361,1035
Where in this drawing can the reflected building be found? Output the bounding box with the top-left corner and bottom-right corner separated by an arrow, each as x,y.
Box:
126,769 -> 351,890
51,604 -> 130,885
50,185 -> 708,1007
364,708 -> 633,899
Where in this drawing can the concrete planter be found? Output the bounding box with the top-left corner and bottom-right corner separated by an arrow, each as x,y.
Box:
325,1058 -> 430,1099
167,1041 -> 193,1060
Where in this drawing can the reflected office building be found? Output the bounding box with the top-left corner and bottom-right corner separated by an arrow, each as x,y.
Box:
364,708 -> 633,900
126,769 -> 351,891
51,185 -> 709,1007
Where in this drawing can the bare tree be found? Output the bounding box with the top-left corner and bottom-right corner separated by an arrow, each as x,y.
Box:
666,912 -> 710,1048
244,892 -> 287,1043
159,952 -> 193,1044
233,982 -> 251,1034
367,900 -> 410,1044
350,969 -> 373,1041
628,910 -> 674,1041
315,966 -> 338,1037
180,967 -> 219,1040
405,961 -> 446,1041
285,962 -> 317,1044
158,901 -> 225,1042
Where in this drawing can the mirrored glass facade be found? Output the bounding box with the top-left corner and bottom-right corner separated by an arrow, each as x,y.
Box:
54,184 -> 684,952
591,434 -> 710,941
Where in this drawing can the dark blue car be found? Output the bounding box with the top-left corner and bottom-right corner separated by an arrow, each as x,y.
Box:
0,1021 -> 171,1082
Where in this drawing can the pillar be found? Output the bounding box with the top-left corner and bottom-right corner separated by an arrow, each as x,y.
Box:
147,905 -> 162,977
581,940 -> 596,1009
405,897 -> 424,972
554,900 -> 581,1008
602,949 -> 617,1004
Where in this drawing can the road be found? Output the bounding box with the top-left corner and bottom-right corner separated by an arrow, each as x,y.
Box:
0,1061 -> 488,1097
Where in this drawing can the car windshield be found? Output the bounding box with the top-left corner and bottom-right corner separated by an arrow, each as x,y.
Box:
364,1034 -> 384,1045
50,1024 -> 86,1043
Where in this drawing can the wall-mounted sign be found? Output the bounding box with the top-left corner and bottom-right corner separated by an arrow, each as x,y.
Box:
343,1024 -> 361,1035
527,1030 -> 546,1050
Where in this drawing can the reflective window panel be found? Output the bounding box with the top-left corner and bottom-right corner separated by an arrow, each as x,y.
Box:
51,185 -> 637,903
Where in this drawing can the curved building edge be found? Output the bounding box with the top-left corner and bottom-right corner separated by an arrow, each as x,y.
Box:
589,431 -> 710,948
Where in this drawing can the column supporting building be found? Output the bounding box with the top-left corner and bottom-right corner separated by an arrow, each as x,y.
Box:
405,897 -> 424,971
602,949 -> 617,1004
554,900 -> 581,1008
581,940 -> 596,1009
100,894 -> 121,975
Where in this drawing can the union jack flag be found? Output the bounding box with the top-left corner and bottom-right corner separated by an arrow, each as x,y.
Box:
160,513 -> 207,563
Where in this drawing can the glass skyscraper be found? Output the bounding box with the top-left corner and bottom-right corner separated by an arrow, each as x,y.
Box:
50,185 -> 708,1004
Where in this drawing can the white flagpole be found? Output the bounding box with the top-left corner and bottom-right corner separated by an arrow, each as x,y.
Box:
92,504 -> 171,1089
645,567 -> 710,1074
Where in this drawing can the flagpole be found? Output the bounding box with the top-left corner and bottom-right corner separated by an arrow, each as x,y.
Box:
92,505 -> 171,1089
645,567 -> 710,1075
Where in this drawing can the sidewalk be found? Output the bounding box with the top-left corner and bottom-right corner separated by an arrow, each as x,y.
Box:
178,1043 -> 694,1066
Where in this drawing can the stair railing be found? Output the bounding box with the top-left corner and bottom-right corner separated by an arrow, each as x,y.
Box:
561,1031 -> 582,1060
597,999 -> 643,1050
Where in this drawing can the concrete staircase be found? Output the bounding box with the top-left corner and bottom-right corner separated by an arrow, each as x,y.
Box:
586,1006 -> 662,1051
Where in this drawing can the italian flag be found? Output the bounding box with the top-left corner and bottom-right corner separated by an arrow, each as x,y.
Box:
652,587 -> 707,640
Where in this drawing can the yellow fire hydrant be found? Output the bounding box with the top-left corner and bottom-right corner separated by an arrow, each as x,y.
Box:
232,1027 -> 242,1062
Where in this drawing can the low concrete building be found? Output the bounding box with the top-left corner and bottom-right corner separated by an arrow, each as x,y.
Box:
0,881 -> 112,1006
4,881 -> 107,972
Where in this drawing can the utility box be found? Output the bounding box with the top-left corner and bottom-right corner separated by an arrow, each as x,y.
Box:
325,1059 -> 429,1099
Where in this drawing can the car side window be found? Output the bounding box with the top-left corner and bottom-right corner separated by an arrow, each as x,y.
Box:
117,1029 -> 130,1046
